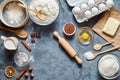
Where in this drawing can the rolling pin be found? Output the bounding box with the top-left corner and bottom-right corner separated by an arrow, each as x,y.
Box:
53,31 -> 82,64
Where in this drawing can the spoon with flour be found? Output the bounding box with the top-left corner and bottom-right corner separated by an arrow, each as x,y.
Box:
18,3 -> 47,21
94,40 -> 115,50
84,45 -> 120,60
0,26 -> 28,38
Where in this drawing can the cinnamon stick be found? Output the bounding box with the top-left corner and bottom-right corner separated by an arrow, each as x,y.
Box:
21,40 -> 32,51
16,68 -> 26,80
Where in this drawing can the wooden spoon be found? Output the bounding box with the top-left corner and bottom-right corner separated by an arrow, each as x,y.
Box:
0,26 -> 28,38
87,45 -> 120,60
18,3 -> 47,21
93,40 -> 115,50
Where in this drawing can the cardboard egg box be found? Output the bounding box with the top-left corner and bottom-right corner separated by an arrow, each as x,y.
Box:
66,0 -> 114,23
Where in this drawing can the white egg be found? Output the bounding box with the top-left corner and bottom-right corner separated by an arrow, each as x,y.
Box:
91,7 -> 98,15
106,0 -> 114,8
94,0 -> 102,3
81,3 -> 88,11
72,6 -> 82,15
84,10 -> 92,18
88,0 -> 95,7
99,3 -> 106,11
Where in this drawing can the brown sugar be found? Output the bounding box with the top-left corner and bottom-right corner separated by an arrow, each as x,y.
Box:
64,23 -> 75,34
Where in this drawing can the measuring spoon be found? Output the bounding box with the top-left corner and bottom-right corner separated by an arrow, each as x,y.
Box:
93,40 -> 115,50
0,26 -> 28,38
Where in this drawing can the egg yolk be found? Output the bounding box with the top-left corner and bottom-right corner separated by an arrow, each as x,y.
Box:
81,33 -> 89,40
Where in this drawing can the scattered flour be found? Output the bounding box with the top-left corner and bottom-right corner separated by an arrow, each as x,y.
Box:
84,51 -> 95,60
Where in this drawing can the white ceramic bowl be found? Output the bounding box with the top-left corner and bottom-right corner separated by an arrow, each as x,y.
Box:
63,22 -> 76,36
0,0 -> 29,28
28,0 -> 59,26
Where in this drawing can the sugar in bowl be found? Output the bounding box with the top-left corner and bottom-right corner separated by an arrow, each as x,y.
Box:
98,54 -> 120,79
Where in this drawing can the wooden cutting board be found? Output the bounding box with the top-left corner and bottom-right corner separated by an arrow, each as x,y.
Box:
92,7 -> 120,50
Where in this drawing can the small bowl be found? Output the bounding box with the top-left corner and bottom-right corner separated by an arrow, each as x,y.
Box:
98,54 -> 120,79
28,0 -> 59,26
14,51 -> 30,67
77,27 -> 94,45
63,22 -> 76,36
0,0 -> 28,28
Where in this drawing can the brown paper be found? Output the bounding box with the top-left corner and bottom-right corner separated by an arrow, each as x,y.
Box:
92,7 -> 120,50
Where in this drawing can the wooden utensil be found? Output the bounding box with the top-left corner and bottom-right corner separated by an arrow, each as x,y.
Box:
18,3 -> 47,21
94,40 -> 115,50
53,31 -> 82,64
92,7 -> 120,51
0,26 -> 28,38
89,45 -> 120,60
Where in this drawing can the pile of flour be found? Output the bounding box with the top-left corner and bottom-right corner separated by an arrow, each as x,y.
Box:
29,0 -> 59,24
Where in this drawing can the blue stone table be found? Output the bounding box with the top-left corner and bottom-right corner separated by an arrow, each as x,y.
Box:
0,0 -> 120,80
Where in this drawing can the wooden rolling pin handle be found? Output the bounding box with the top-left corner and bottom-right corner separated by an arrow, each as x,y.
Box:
74,55 -> 83,64
53,31 -> 61,40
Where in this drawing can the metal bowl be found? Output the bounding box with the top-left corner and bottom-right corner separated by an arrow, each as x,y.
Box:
27,0 -> 59,26
0,0 -> 29,28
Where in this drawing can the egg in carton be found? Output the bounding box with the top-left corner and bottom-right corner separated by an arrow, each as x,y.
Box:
66,0 -> 114,23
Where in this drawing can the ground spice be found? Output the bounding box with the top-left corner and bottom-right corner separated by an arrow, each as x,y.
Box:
64,23 -> 75,34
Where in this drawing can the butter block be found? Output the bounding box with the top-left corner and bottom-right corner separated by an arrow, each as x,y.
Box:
103,17 -> 120,36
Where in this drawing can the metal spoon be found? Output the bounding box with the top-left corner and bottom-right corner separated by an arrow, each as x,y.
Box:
18,3 -> 47,21
0,26 -> 28,38
93,40 -> 115,50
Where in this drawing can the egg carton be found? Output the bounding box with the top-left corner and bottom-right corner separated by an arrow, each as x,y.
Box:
66,0 -> 114,23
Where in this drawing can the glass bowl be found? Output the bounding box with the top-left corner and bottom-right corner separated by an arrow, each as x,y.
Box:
27,0 -> 59,26
77,27 -> 94,45
98,54 -> 120,79
14,51 -> 30,67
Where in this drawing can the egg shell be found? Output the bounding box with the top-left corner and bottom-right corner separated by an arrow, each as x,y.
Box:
81,3 -> 88,11
91,7 -> 98,15
99,3 -> 106,11
88,0 -> 95,7
72,6 -> 82,15
106,0 -> 114,8
84,10 -> 92,18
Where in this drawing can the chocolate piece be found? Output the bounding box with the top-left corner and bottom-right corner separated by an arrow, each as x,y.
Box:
29,67 -> 33,72
31,32 -> 35,38
21,40 -> 32,51
36,32 -> 40,38
24,73 -> 29,78
30,73 -> 34,79
31,38 -> 35,43
16,68 -> 26,80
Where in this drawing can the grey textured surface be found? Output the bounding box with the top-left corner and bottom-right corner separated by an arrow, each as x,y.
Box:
0,0 -> 120,80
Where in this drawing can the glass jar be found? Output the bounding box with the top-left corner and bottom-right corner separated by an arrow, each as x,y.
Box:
14,51 -> 30,67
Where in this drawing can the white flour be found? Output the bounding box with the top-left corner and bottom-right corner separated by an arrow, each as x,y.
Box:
98,54 -> 119,77
29,0 -> 59,24
4,2 -> 24,25
84,51 -> 94,60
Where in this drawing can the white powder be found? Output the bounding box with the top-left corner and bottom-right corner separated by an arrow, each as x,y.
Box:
29,0 -> 59,24
4,39 -> 16,50
84,51 -> 95,60
4,2 -> 24,25
98,54 -> 119,77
